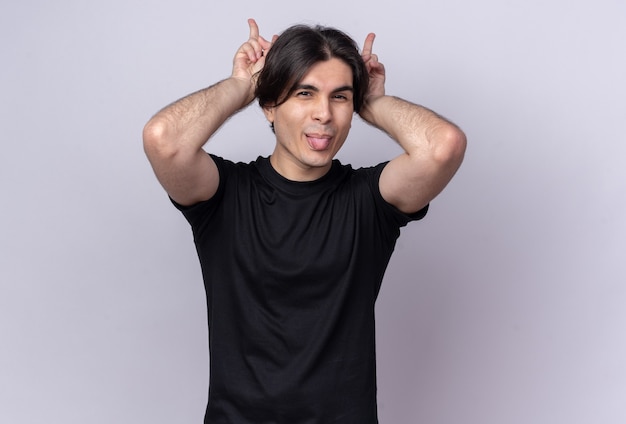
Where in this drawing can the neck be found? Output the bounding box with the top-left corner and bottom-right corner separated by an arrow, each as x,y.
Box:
269,154 -> 332,182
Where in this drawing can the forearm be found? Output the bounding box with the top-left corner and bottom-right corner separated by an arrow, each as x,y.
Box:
143,77 -> 254,158
361,95 -> 461,157
362,94 -> 466,213
142,19 -> 272,205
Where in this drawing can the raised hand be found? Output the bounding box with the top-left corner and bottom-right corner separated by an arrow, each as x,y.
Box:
361,33 -> 386,101
232,19 -> 275,83
358,33 -> 386,123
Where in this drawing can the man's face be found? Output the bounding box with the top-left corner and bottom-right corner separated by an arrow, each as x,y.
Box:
264,58 -> 355,181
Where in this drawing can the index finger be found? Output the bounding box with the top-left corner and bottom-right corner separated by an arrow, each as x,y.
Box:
362,33 -> 376,56
248,18 -> 260,40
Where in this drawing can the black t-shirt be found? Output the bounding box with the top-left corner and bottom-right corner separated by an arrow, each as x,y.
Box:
174,155 -> 427,424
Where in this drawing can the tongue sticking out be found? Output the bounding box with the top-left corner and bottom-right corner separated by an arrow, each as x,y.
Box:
307,136 -> 331,151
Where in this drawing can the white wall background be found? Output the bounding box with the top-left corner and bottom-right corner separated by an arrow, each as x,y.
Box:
1,0 -> 625,423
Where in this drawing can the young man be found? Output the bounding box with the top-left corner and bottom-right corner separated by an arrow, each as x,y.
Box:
144,18 -> 465,424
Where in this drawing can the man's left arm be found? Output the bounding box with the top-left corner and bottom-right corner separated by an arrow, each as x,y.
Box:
359,34 -> 467,214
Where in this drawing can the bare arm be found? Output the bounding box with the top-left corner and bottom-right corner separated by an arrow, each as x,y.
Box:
142,19 -> 273,206
359,34 -> 467,214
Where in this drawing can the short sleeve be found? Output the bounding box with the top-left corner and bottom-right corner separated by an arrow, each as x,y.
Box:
367,161 -> 429,227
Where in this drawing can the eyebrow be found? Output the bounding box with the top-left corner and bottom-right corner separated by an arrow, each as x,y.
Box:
295,84 -> 354,93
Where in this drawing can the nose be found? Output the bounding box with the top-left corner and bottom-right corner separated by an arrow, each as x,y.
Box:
312,97 -> 331,123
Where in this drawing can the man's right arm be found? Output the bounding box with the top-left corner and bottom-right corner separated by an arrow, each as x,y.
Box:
142,19 -> 273,206
143,78 -> 254,206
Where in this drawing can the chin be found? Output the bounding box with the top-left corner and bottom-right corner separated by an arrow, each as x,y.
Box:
303,151 -> 335,167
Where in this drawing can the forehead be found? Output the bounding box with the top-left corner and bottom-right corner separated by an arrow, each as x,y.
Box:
299,58 -> 353,88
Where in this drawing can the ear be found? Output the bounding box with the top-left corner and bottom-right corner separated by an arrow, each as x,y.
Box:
262,105 -> 275,126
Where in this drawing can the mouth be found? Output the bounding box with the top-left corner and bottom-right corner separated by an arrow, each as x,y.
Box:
306,133 -> 333,151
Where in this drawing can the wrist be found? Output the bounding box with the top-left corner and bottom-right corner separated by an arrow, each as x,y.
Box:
359,95 -> 386,126
227,76 -> 257,107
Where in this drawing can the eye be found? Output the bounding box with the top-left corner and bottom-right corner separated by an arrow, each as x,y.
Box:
332,93 -> 351,102
296,90 -> 312,97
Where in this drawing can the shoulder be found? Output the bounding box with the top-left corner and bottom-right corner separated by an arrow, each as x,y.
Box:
350,161 -> 429,223
210,154 -> 267,182
172,155 -> 264,213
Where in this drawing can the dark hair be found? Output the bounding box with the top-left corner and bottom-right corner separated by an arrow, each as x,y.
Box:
255,24 -> 369,113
